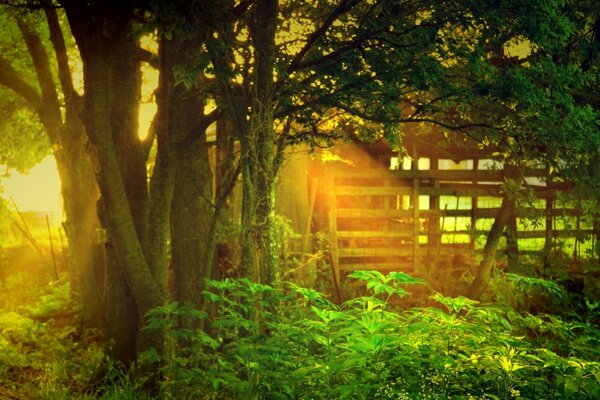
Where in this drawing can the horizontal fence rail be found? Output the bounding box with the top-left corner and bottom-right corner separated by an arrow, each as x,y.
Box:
312,142 -> 597,286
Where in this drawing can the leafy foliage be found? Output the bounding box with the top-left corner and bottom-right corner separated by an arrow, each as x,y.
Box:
0,280 -> 102,400
0,12 -> 51,173
141,273 -> 600,399
0,94 -> 49,173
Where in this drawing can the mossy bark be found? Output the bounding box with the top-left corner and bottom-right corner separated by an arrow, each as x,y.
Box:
240,0 -> 280,284
63,3 -> 165,367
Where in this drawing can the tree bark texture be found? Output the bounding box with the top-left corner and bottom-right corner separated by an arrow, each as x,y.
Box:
98,199 -> 138,365
164,34 -> 214,313
170,106 -> 212,312
211,116 -> 238,279
144,35 -> 178,291
60,117 -> 104,329
240,0 -> 280,284
468,167 -> 524,299
63,2 -> 164,366
5,14 -> 105,328
171,138 -> 213,311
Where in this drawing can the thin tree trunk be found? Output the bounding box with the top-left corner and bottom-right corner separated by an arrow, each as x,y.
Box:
145,114 -> 175,291
240,0 -> 280,284
468,167 -> 524,299
468,196 -> 515,299
210,116 -> 238,279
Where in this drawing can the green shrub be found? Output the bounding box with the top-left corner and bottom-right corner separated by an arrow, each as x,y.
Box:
0,280 -> 102,399
143,272 -> 600,400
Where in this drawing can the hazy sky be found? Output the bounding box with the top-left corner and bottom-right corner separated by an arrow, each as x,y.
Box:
3,156 -> 61,216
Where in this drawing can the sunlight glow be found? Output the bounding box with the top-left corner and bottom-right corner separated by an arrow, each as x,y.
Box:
2,156 -> 62,218
139,102 -> 157,141
139,59 -> 159,141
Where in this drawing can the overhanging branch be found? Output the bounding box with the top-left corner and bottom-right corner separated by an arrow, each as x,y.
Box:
0,56 -> 42,108
44,5 -> 79,103
287,0 -> 362,73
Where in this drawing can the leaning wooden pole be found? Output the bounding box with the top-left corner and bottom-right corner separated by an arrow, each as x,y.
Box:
10,197 -> 46,258
46,214 -> 59,280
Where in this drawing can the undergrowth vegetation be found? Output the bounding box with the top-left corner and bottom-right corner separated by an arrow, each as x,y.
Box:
136,271 -> 600,400
0,274 -> 103,399
1,266 -> 598,399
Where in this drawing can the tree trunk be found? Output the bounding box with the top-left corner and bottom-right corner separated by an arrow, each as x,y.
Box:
97,198 -> 138,365
63,3 -> 164,367
594,216 -> 600,262
240,161 -> 278,284
13,14 -> 105,329
144,36 -> 177,290
164,36 -> 214,312
468,167 -> 524,299
240,0 -> 280,284
171,138 -> 212,311
211,116 -> 237,279
506,200 -> 519,271
468,196 -> 515,299
59,125 -> 104,329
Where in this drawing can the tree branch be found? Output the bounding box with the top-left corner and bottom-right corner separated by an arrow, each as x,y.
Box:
0,55 -> 42,108
205,36 -> 248,139
134,46 -> 159,69
291,37 -> 366,72
287,0 -> 362,73
175,108 -> 222,150
17,17 -> 62,133
275,75 -> 374,118
142,112 -> 157,161
44,4 -> 79,102
326,98 -> 504,142
288,125 -> 343,148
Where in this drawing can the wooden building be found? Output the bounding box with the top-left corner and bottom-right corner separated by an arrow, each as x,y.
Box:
294,131 -> 598,289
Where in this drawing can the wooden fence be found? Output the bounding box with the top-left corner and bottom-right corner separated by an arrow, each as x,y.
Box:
309,140 -> 597,287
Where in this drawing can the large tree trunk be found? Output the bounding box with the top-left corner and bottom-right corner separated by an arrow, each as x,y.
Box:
63,3 -> 164,368
240,0 -> 280,284
59,121 -> 104,329
106,20 -> 148,365
14,13 -> 105,329
171,138 -> 213,311
98,198 -> 138,365
163,35 -> 214,314
46,10 -> 105,329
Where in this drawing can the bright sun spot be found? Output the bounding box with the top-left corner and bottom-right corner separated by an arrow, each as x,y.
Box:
139,102 -> 157,141
2,156 -> 62,219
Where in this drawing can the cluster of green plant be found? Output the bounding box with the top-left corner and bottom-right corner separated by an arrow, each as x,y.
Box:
141,271 -> 600,400
0,279 -> 103,399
